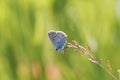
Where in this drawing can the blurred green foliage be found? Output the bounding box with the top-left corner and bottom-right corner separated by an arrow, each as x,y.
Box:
0,0 -> 120,80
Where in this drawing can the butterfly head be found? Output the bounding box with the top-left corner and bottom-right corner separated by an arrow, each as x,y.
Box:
48,30 -> 56,38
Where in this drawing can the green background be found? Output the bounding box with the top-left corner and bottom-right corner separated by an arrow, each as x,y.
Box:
0,0 -> 120,80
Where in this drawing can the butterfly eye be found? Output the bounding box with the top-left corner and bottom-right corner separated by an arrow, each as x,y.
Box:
48,32 -> 56,36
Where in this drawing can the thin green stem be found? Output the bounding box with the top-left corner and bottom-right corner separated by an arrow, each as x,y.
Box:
66,41 -> 119,80
97,62 -> 118,80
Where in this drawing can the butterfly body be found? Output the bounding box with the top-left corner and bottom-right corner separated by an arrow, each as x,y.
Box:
48,30 -> 67,53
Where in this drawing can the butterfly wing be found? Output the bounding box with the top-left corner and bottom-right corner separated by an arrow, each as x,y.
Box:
48,30 -> 58,48
55,31 -> 67,51
48,30 -> 67,52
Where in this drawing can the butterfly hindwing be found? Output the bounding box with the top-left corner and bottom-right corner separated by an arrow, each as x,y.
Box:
55,31 -> 67,51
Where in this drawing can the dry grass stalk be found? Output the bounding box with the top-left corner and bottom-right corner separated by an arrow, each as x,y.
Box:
64,40 -> 119,80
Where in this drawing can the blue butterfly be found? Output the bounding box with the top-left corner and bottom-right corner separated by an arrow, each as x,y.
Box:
48,30 -> 67,53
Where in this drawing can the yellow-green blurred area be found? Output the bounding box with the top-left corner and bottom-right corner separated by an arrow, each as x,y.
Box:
0,0 -> 120,80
